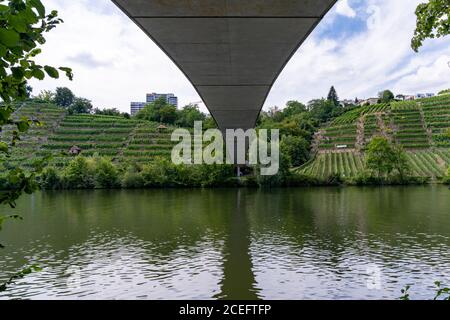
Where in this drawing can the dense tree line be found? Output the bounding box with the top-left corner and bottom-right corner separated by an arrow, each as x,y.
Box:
135,98 -> 216,128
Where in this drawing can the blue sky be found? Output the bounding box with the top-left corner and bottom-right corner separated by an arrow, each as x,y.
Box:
31,0 -> 450,113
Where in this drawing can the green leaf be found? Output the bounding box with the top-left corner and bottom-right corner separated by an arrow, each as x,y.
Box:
9,15 -> 27,33
59,67 -> 73,81
0,4 -> 8,12
28,48 -> 42,57
32,68 -> 45,80
23,7 -> 38,24
0,29 -> 20,47
16,120 -> 30,132
0,44 -> 7,57
30,0 -> 46,18
0,142 -> 8,153
44,65 -> 59,79
11,67 -> 24,79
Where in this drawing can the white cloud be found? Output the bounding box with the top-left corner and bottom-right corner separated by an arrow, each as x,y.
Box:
31,0 -> 200,111
336,0 -> 356,18
266,0 -> 450,106
30,0 -> 449,114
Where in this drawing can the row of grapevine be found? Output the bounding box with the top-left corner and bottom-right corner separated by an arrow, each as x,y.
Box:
405,151 -> 449,178
392,108 -> 430,149
300,150 -> 449,180
40,114 -> 142,166
0,103 -> 66,168
301,152 -> 365,179
421,94 -> 450,147
331,103 -> 390,125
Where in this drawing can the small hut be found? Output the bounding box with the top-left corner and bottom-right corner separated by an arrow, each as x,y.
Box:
157,124 -> 168,133
69,145 -> 82,156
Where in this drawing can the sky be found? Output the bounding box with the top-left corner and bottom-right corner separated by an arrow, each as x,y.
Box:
30,0 -> 450,114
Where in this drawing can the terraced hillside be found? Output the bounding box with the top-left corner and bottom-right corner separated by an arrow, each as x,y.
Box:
301,94 -> 450,180
121,123 -> 177,164
1,104 -> 182,169
301,150 -> 450,180
40,114 -> 141,167
0,103 -> 66,168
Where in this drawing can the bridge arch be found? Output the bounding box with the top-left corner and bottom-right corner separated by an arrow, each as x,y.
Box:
113,0 -> 337,130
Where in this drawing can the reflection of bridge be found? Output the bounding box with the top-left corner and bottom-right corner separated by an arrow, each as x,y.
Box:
112,0 -> 337,130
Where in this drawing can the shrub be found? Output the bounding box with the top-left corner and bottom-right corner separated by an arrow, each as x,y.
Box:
444,167 -> 450,185
198,164 -> 235,187
288,173 -> 320,186
121,171 -> 143,188
281,135 -> 310,167
140,158 -> 176,187
63,156 -> 95,189
95,158 -> 120,188
324,173 -> 344,185
0,174 -> 9,190
40,167 -> 63,190
366,137 -> 410,178
257,152 -> 291,187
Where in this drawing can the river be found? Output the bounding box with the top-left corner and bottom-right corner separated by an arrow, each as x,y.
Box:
1,186 -> 449,299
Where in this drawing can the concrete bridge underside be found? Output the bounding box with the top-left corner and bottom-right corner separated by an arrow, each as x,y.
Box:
113,0 -> 337,130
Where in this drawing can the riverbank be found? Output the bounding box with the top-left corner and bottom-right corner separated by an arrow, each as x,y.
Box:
1,154 -> 447,191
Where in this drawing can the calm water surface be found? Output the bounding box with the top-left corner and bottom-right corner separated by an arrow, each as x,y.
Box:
1,186 -> 450,300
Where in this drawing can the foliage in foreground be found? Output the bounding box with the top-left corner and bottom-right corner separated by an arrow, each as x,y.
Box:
411,0 -> 449,52
0,0 -> 72,291
400,282 -> 450,300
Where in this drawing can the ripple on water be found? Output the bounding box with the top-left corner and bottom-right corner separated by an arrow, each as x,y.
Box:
0,230 -> 224,300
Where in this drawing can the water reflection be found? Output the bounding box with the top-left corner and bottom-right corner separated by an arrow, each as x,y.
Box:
216,189 -> 259,300
0,186 -> 450,299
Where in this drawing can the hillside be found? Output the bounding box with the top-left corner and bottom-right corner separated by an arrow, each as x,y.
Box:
0,103 -> 180,169
1,95 -> 450,182
300,94 -> 450,180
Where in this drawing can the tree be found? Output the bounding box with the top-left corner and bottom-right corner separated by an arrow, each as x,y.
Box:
0,1 -> 72,106
159,104 -> 177,124
280,100 -> 307,120
281,135 -> 310,167
412,0 -> 449,52
95,158 -> 119,188
54,87 -> 74,107
68,97 -> 92,114
135,97 -> 180,124
378,90 -> 395,103
36,89 -> 55,102
203,116 -> 217,129
366,137 -> 395,177
94,107 -> 119,116
135,97 -> 167,122
94,107 -> 130,118
365,137 -> 409,178
63,156 -> 95,189
327,86 -> 339,106
1,0 -> 72,206
176,104 -> 206,127
277,113 -> 317,141
308,99 -> 342,123
391,144 -> 410,179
